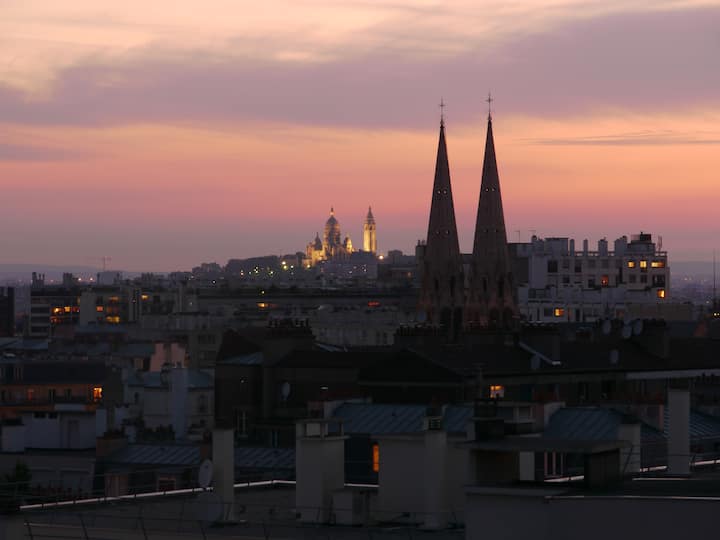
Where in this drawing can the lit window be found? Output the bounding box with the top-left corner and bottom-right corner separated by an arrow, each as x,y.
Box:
490,385 -> 505,398
651,261 -> 665,268
93,387 -> 103,401
141,294 -> 149,301
372,443 -> 380,473
601,275 -> 609,287
554,308 -> 565,317
64,306 -> 71,313
639,260 -> 648,269
96,306 -> 104,312
657,289 -> 666,299
627,261 -> 636,268
106,316 -> 120,323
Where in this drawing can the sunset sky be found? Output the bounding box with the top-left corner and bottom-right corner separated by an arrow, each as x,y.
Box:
1,0 -> 719,271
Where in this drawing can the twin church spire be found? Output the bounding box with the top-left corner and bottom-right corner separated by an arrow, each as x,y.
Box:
419,98 -> 518,333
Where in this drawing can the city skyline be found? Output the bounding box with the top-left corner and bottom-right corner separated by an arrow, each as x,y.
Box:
1,1 -> 719,271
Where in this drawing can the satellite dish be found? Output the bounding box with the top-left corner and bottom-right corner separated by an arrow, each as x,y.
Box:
198,459 -> 213,488
602,319 -> 612,335
622,325 -> 632,339
281,381 -> 291,401
416,311 -> 427,324
530,355 -> 541,371
633,319 -> 644,336
609,349 -> 619,365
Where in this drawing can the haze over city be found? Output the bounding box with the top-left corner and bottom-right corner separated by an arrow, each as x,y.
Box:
1,0 -> 719,271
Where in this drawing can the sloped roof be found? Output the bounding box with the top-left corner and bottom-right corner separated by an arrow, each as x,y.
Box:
332,402 -> 472,435
234,447 -> 294,470
108,444 -> 200,466
662,408 -> 720,440
544,407 -> 662,444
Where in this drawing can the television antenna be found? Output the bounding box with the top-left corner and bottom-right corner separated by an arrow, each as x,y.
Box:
198,459 -> 213,488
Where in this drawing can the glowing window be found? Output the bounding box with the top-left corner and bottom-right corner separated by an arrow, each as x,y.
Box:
639,260 -> 648,269
64,306 -> 71,313
627,261 -> 636,268
96,306 -> 104,312
601,275 -> 609,287
93,387 -> 103,401
490,385 -> 505,398
372,443 -> 380,473
106,316 -> 120,323
651,261 -> 665,268
554,308 -> 565,317
657,289 -> 666,299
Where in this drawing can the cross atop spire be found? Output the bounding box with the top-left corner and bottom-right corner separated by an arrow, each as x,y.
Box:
485,92 -> 493,119
439,98 -> 446,127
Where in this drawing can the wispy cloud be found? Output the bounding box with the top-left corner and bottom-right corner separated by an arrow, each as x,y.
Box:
0,4 -> 718,129
529,131 -> 720,146
0,142 -> 85,161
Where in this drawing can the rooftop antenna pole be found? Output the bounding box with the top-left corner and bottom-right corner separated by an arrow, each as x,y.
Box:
714,250 -> 717,311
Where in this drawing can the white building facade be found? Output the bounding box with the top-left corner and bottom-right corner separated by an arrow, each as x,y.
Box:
510,233 -> 670,323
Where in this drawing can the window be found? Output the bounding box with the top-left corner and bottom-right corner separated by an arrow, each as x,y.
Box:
640,275 -> 648,284
574,262 -> 582,273
490,385 -> 505,398
562,276 -> 570,285
587,260 -> 597,269
26,389 -> 35,401
543,308 -> 552,317
554,308 -> 565,317
48,388 -> 56,402
653,275 -> 666,287
92,387 -> 103,401
588,278 -> 596,288
372,443 -> 380,473
627,261 -> 636,268
601,275 -> 609,287
561,259 -> 570,270
547,260 -> 558,273
651,260 -> 666,268
639,260 -> 648,269
65,388 -> 72,399
629,275 -> 637,283
657,289 -> 666,299
601,259 -> 609,269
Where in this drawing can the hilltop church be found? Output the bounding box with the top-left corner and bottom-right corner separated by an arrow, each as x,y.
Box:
306,207 -> 377,266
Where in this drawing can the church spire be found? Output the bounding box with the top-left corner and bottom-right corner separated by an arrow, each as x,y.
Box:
465,110 -> 518,329
418,116 -> 464,337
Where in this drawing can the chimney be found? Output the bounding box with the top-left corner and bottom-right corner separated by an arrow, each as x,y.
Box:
96,432 -> 128,458
295,419 -> 346,523
667,382 -> 690,476
212,428 -> 236,522
618,415 -> 641,475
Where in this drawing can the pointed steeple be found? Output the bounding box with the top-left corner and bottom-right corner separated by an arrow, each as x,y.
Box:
418,117 -> 464,336
466,111 -> 518,329
366,206 -> 374,220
